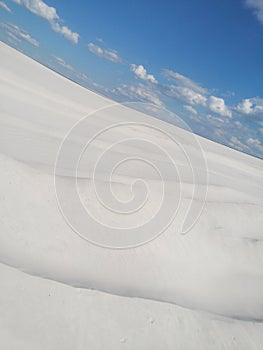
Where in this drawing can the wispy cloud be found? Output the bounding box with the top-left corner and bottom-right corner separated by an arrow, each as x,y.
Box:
87,42 -> 122,63
245,0 -> 263,24
11,0 -> 79,43
6,30 -> 21,42
50,54 -> 95,87
0,1 -> 11,12
112,83 -> 163,106
130,64 -> 157,84
163,69 -> 206,94
164,85 -> 207,106
184,105 -> 197,115
1,22 -> 39,46
247,137 -> 263,152
229,136 -> 248,152
51,55 -> 74,71
162,69 -> 208,107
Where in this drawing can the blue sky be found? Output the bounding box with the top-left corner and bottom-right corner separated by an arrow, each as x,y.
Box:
0,0 -> 263,158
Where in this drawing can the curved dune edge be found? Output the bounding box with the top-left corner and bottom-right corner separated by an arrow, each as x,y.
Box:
1,262 -> 263,350
1,40 -> 263,331
2,256 -> 263,324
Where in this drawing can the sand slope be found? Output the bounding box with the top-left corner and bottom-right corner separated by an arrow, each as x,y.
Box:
0,41 -> 263,349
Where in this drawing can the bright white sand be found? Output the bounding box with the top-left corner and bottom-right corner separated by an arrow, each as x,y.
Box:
0,41 -> 263,349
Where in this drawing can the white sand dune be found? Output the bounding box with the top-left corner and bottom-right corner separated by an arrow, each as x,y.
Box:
1,41 -> 263,349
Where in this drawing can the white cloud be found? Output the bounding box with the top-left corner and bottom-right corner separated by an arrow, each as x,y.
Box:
163,69 -> 206,94
237,99 -> 253,114
130,64 -> 157,84
11,0 -> 79,43
234,121 -> 242,128
51,55 -> 73,71
1,22 -> 39,46
0,1 -> 11,12
246,0 -> 263,24
7,31 -> 21,42
113,83 -> 163,106
161,69 -> 208,108
206,114 -> 226,124
236,97 -> 263,115
12,0 -> 58,20
51,22 -> 79,44
247,137 -> 263,153
247,137 -> 261,145
214,128 -> 226,137
184,105 -> 197,115
228,136 -> 247,151
165,85 -> 207,106
50,54 -> 92,85
208,96 -> 232,117
76,72 -> 90,83
18,31 -> 39,46
88,42 -> 103,56
87,42 -> 122,63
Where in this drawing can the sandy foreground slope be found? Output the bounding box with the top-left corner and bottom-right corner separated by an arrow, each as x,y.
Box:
0,41 -> 263,349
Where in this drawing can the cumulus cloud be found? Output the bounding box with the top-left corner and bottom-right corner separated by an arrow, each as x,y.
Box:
237,98 -> 254,114
245,0 -> 263,24
236,97 -> 263,115
50,22 -> 79,44
12,0 -> 58,20
165,85 -> 207,106
11,0 -> 79,43
130,64 -> 157,84
87,42 -> 122,63
0,1 -> 11,12
184,105 -> 197,115
1,22 -> 39,46
163,69 -> 206,94
208,96 -> 232,117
